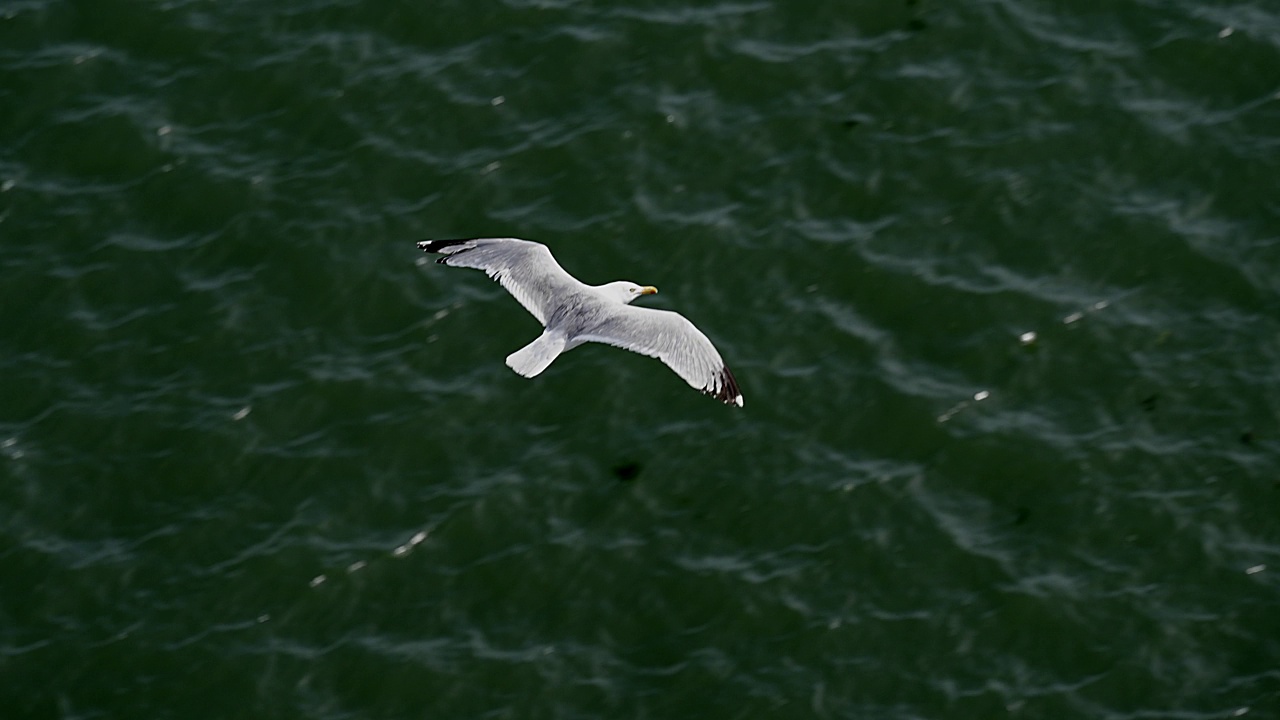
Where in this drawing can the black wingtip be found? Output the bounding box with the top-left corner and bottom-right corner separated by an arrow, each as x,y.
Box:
417,238 -> 482,265
707,366 -> 744,407
417,238 -> 474,253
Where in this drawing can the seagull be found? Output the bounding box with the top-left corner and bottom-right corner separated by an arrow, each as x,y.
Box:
417,237 -> 743,407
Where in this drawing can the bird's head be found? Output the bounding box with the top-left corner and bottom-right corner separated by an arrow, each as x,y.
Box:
608,281 -> 658,305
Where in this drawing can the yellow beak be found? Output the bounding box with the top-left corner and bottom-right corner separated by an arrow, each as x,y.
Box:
639,286 -> 658,295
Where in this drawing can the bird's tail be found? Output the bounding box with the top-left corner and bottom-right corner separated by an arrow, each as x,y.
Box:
505,331 -> 566,378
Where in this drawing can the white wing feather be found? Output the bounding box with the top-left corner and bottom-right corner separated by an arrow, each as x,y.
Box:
421,238 -> 583,326
576,305 -> 743,406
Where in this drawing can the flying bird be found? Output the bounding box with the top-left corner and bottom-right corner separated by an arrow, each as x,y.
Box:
417,237 -> 743,407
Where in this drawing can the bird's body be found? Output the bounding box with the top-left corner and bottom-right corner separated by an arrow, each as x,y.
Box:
417,237 -> 743,407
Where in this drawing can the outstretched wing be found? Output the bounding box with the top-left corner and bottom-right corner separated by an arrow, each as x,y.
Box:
575,305 -> 744,407
417,238 -> 584,326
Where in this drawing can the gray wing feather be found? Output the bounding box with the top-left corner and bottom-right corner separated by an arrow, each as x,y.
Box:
418,238 -> 583,326
576,306 -> 743,406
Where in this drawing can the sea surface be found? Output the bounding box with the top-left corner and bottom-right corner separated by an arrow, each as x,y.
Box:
2,1 -> 1279,718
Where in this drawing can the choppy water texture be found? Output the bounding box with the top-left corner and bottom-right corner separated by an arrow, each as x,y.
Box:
3,1 -> 1279,718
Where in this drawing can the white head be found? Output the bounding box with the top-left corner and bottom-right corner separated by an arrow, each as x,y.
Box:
601,281 -> 658,305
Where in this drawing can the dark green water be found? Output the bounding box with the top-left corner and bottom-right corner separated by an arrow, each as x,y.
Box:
2,1 -> 1279,718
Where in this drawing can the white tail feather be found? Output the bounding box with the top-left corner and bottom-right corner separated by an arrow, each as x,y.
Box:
505,332 -> 566,378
